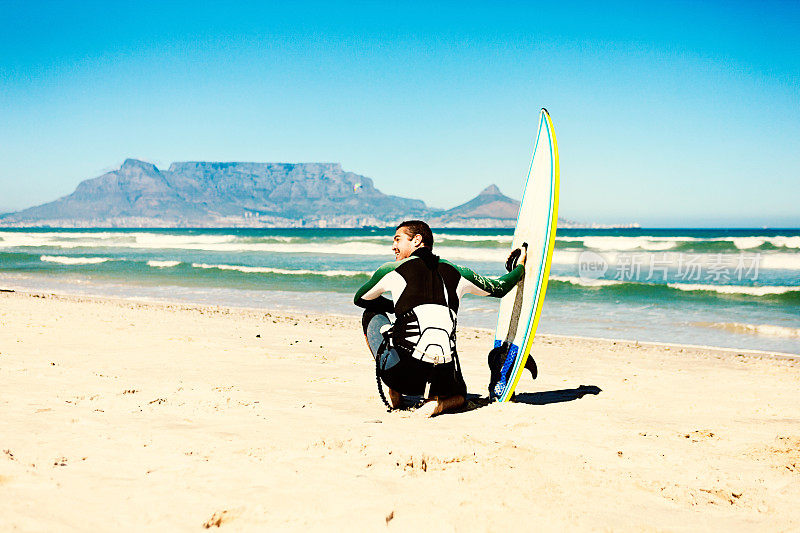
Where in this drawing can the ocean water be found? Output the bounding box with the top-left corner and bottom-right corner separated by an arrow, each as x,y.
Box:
1,227 -> 799,355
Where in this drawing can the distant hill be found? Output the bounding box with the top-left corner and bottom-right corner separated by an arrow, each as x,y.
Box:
429,184 -> 519,227
0,159 -> 427,227
429,184 -> 584,228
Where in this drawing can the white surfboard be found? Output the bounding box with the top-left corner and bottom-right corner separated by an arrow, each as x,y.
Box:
491,108 -> 559,402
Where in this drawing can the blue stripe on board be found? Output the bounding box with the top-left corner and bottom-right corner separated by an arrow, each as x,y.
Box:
492,340 -> 519,397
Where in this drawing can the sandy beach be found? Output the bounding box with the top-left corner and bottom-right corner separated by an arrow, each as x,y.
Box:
1,289 -> 799,531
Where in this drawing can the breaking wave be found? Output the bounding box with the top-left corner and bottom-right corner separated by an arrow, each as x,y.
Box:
694,322 -> 800,339
40,255 -> 112,265
667,283 -> 800,296
548,276 -> 800,302
191,263 -> 369,277
147,260 -> 181,268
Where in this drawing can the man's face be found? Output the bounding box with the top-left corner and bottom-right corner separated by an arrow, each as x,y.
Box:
392,228 -> 422,260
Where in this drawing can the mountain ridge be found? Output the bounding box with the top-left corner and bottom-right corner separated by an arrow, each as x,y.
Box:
0,159 -> 428,227
0,159 -> 618,228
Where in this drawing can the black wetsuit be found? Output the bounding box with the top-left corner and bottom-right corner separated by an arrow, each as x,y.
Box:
354,247 -> 523,398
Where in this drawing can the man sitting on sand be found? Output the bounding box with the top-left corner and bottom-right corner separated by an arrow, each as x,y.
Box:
354,220 -> 527,417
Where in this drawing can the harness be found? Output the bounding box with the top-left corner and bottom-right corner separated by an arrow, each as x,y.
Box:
375,266 -> 461,411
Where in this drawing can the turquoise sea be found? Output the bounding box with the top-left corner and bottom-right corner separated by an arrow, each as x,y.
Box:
1,227 -> 799,355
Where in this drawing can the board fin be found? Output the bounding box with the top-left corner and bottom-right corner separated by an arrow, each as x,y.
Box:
524,356 -> 537,380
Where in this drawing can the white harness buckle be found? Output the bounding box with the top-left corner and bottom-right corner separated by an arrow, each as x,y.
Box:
412,346 -> 453,365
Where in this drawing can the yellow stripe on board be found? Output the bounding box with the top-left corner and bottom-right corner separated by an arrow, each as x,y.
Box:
504,109 -> 560,400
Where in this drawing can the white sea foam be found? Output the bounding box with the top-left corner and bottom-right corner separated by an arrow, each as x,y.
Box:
238,236 -> 298,243
758,254 -> 800,271
556,235 -> 800,252
770,236 -> 800,249
549,276 -> 800,297
730,237 -> 765,250
667,283 -> 800,296
695,321 -> 800,339
728,236 -> 800,249
549,275 -> 626,287
578,237 -> 646,251
191,263 -> 369,277
132,233 -> 236,247
40,255 -> 111,265
556,236 -> 690,251
147,260 -> 181,268
0,232 -> 134,249
434,233 -> 513,243
0,231 -> 236,250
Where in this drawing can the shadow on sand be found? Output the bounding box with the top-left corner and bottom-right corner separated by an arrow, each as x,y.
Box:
459,385 -> 602,413
512,385 -> 602,405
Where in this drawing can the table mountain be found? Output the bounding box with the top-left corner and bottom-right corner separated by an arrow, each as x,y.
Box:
0,159 -> 428,227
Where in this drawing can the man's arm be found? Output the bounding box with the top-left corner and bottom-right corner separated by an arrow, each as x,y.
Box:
353,261 -> 399,312
441,259 -> 524,298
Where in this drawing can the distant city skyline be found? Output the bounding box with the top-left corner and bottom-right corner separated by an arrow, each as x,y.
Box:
1,1 -> 798,227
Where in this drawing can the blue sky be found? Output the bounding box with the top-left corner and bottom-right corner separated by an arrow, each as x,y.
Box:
1,1 -> 798,226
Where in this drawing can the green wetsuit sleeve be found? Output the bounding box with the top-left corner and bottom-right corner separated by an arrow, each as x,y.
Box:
353,261 -> 399,311
442,260 -> 524,298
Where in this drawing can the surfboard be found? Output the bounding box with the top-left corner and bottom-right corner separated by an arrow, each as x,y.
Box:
490,108 -> 559,402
